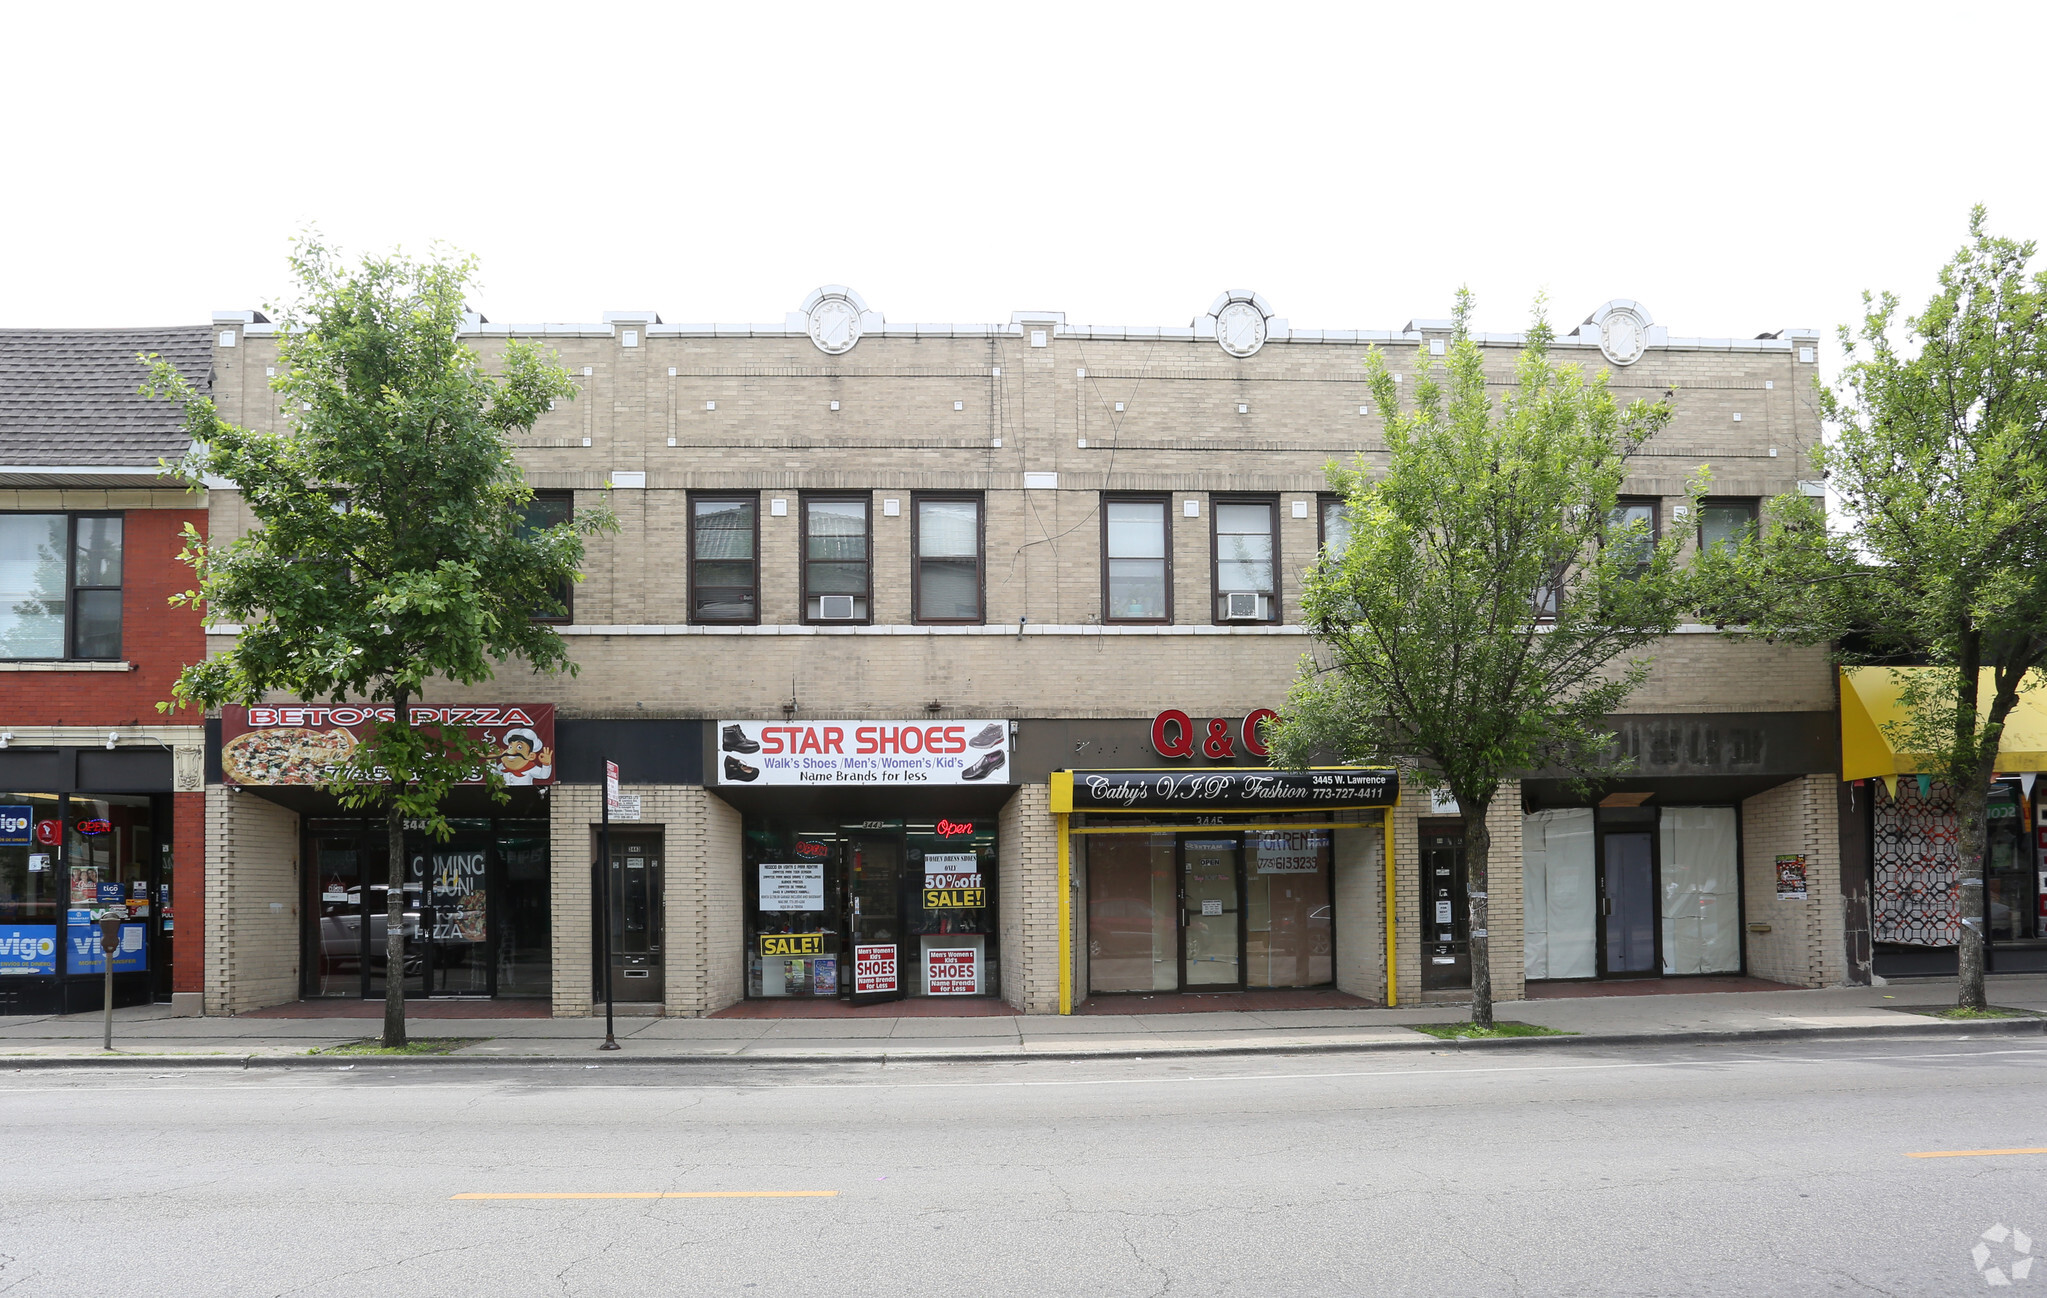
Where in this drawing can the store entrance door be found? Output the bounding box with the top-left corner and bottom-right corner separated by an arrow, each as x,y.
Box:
1179,837 -> 1243,988
1601,831 -> 1658,976
848,834 -> 907,1004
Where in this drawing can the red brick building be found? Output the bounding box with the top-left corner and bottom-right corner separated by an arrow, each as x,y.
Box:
0,327 -> 211,1013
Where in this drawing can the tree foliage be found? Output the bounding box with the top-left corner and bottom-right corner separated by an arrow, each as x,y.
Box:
1269,291 -> 1697,1025
1700,208 -> 2047,1007
144,238 -> 614,1041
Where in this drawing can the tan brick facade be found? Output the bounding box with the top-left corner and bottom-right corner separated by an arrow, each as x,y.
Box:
203,785 -> 299,1015
194,297 -> 1851,1014
1740,775 -> 1846,987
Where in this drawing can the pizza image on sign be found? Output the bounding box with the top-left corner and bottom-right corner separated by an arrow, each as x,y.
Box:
220,727 -> 358,785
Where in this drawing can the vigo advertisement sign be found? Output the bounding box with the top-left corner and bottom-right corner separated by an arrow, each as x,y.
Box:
717,719 -> 1010,786
219,705 -> 555,787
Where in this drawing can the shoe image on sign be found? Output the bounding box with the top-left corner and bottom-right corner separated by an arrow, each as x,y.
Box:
961,750 -> 1006,781
724,755 -> 760,782
968,723 -> 1004,749
721,724 -> 760,754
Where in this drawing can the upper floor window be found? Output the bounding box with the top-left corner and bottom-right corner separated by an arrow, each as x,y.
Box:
1213,497 -> 1278,623
1319,496 -> 1353,554
1606,498 -> 1659,575
0,513 -> 121,660
520,492 -> 574,623
1102,496 -> 1170,623
1697,498 -> 1758,555
690,495 -> 759,624
803,496 -> 870,623
914,496 -> 983,623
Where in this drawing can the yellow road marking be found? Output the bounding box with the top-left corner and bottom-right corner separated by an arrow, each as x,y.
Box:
452,1191 -> 837,1199
1905,1147 -> 2047,1159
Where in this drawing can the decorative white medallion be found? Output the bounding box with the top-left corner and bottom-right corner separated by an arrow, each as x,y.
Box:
807,294 -> 863,355
1216,300 -> 1268,357
1598,306 -> 1647,366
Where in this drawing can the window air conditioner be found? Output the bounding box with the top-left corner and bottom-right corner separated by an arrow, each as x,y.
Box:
818,595 -> 857,620
1222,591 -> 1265,621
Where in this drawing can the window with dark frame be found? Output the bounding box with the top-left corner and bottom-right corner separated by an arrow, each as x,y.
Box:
0,513 -> 122,660
1212,496 -> 1278,623
1318,495 -> 1353,553
1606,498 -> 1659,576
913,495 -> 982,623
1102,495 -> 1170,623
1697,498 -> 1758,554
519,493 -> 574,623
690,495 -> 759,623
803,495 -> 870,623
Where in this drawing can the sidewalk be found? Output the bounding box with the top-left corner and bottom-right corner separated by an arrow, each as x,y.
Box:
3,976 -> 2042,1066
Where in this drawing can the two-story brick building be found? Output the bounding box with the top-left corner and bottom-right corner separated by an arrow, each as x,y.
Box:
193,289 -> 1849,1017
0,327 -> 211,1014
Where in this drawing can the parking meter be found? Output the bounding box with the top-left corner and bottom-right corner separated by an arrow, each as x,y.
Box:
99,908 -> 121,1052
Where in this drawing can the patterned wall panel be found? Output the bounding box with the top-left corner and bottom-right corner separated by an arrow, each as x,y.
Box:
1871,779 -> 1959,946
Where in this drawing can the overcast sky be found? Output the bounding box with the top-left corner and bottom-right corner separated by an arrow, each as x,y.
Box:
6,2 -> 2043,354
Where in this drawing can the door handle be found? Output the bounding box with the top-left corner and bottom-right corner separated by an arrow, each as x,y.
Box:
1601,898 -> 1612,916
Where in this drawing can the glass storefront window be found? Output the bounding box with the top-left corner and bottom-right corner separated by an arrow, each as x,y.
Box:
0,793 -> 61,925
743,815 -> 1000,999
1084,815 -> 1341,995
1244,829 -> 1333,988
497,823 -> 552,996
304,817 -> 549,1000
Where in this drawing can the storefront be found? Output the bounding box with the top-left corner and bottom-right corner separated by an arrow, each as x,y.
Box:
0,758 -> 181,1015
303,816 -> 552,999
717,717 -> 1014,1004
1840,667 -> 2047,977
1052,767 -> 1399,1009
1521,804 -> 1744,981
215,703 -> 557,1002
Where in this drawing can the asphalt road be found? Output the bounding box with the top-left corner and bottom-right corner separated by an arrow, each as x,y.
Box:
3,1037 -> 2042,1296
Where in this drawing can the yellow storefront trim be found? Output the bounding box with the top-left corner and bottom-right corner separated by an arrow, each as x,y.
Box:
1840,666 -> 2047,780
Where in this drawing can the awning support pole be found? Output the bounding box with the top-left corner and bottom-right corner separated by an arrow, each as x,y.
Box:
1383,809 -> 1398,1008
1057,811 -> 1072,1016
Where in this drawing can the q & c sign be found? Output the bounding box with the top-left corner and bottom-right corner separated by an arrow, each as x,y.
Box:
1151,709 -> 1278,761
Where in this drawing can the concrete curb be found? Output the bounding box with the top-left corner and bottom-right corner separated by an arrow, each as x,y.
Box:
4,1015 -> 2041,1070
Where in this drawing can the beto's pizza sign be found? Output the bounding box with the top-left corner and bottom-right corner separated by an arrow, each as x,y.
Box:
218,705 -> 556,787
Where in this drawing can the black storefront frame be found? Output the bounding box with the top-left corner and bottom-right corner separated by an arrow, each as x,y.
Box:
1522,801 -> 1750,985
742,811 -> 1002,1002
300,816 -> 552,1001
0,787 -> 172,1015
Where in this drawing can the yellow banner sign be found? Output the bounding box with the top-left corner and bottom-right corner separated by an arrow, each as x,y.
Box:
759,932 -> 825,957
922,887 -> 986,909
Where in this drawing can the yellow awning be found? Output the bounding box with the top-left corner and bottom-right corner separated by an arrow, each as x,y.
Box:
1840,666 -> 2047,780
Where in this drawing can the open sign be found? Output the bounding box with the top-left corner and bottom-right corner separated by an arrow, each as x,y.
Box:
74,819 -> 113,837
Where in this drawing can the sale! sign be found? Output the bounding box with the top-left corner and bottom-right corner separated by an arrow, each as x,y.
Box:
926,947 -> 979,996
854,943 -> 898,995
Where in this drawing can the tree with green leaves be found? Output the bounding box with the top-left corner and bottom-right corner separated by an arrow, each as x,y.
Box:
1699,209 -> 2047,1010
1268,292 -> 1699,1028
145,239 -> 613,1046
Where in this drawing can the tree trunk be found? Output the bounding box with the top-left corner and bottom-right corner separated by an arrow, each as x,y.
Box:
381,692 -> 411,1048
1952,756 -> 1998,1013
1464,797 -> 1493,1029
